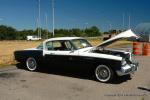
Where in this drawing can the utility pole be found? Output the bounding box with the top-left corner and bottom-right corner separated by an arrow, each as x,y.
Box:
52,0 -> 55,37
109,23 -> 112,31
128,15 -> 131,29
122,13 -> 125,30
36,18 -> 39,32
45,13 -> 48,39
38,0 -> 41,38
85,22 -> 88,29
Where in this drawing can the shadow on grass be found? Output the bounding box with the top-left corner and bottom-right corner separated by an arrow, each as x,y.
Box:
16,63 -> 131,84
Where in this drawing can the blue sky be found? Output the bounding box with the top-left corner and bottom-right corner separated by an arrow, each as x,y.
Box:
0,0 -> 149,32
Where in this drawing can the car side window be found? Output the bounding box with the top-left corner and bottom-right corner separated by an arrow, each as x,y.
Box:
53,41 -> 72,51
52,41 -> 62,50
65,41 -> 73,50
46,41 -> 53,50
46,40 -> 74,51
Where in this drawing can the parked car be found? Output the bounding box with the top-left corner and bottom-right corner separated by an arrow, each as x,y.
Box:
27,35 -> 41,41
14,30 -> 139,83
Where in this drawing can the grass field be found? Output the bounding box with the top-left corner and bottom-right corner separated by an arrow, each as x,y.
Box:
0,41 -> 41,66
0,39 -> 131,66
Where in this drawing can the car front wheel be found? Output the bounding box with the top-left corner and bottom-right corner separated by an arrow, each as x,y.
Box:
95,65 -> 114,83
26,57 -> 37,71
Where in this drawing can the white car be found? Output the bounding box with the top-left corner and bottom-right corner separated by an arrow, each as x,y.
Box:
14,30 -> 139,83
27,35 -> 41,41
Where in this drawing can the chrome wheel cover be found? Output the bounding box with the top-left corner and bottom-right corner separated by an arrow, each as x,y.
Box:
26,57 -> 37,71
95,65 -> 111,82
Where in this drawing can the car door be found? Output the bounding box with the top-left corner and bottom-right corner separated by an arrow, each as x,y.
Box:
43,40 -> 76,65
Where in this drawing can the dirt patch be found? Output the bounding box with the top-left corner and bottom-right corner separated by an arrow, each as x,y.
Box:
20,79 -> 26,82
22,84 -> 28,88
0,72 -> 18,79
70,85 -> 84,92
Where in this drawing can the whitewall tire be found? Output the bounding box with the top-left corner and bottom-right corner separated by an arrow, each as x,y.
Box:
26,57 -> 37,71
95,65 -> 114,83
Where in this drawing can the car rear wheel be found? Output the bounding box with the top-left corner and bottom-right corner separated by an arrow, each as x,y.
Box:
95,65 -> 114,83
26,57 -> 37,71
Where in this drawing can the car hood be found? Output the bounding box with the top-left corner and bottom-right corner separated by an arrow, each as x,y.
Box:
96,29 -> 139,48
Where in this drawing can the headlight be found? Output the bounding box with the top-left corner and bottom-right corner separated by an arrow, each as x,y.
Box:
121,58 -> 127,66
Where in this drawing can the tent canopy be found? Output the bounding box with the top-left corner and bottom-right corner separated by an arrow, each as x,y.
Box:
135,23 -> 150,42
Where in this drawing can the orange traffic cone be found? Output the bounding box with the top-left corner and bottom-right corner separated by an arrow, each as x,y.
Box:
142,43 -> 150,56
133,42 -> 141,55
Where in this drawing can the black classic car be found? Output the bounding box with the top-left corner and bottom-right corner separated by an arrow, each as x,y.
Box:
14,30 -> 139,83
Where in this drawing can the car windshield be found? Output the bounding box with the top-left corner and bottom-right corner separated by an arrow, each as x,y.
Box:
72,39 -> 92,49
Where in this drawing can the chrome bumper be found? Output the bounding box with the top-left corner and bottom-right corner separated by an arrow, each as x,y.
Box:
116,62 -> 139,76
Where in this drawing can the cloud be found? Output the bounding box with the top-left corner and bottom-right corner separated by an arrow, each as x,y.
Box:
0,18 -> 3,21
85,22 -> 89,25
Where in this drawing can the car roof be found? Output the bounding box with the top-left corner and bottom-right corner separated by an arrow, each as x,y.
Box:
45,37 -> 84,42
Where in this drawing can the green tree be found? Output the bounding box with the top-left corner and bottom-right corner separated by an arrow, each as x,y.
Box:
0,25 -> 103,40
70,28 -> 82,36
85,26 -> 102,37
0,25 -> 17,40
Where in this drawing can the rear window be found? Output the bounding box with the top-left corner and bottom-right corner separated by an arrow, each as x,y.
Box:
37,43 -> 43,50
